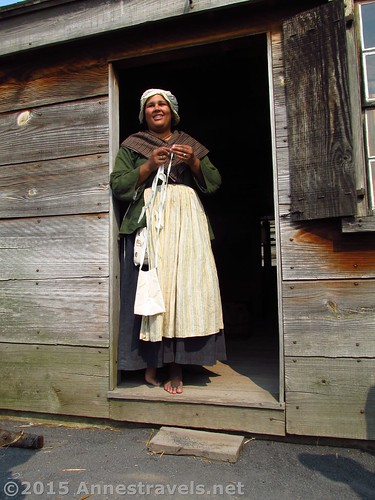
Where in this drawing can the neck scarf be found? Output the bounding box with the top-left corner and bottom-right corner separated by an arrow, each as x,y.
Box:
122,130 -> 209,183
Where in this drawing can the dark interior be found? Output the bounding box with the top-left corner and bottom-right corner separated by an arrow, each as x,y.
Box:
116,33 -> 279,385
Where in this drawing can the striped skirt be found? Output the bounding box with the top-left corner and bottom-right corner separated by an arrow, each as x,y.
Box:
140,184 -> 224,342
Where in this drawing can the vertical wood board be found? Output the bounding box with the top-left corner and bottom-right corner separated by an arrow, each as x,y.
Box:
269,29 -> 286,404
108,63 -> 121,391
345,0 -> 368,216
270,30 -> 290,208
283,0 -> 356,220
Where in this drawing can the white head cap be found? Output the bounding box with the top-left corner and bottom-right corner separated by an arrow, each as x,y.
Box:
139,88 -> 180,125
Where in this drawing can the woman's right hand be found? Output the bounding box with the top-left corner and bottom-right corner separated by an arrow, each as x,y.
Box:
137,147 -> 171,187
149,146 -> 171,170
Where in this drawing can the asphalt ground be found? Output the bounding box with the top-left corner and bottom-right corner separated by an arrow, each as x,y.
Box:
0,417 -> 374,500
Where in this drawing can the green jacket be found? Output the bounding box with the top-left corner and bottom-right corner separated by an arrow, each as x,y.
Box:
110,146 -> 221,237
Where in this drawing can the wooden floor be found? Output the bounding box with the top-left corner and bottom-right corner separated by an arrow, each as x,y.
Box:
109,339 -> 282,410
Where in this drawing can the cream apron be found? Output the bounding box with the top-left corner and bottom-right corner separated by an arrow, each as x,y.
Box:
140,184 -> 223,342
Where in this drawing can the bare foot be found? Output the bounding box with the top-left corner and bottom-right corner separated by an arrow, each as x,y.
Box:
164,363 -> 183,394
145,367 -> 160,386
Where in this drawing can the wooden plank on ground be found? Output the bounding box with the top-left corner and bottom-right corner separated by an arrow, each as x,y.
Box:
0,154 -> 110,218
283,279 -> 375,357
285,357 -> 375,440
0,97 -> 108,166
148,426 -> 245,463
0,343 -> 110,418
0,213 -> 109,280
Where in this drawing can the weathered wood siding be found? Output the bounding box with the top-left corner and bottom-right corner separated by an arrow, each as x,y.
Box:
271,23 -> 375,440
0,344 -> 109,417
1,0 -> 374,442
110,400 -> 286,436
0,0 -> 253,57
0,46 -> 110,417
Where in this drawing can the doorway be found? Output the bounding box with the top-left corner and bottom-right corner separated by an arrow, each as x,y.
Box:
113,33 -> 280,406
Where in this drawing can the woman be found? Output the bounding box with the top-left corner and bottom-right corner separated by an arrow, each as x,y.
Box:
110,88 -> 226,394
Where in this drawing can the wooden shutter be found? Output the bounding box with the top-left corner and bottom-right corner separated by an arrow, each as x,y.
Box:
283,0 -> 356,221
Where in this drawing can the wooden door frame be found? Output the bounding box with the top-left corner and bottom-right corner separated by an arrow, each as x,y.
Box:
108,33 -> 285,405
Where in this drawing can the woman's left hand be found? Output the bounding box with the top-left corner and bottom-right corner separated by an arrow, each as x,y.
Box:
171,144 -> 204,184
171,144 -> 195,165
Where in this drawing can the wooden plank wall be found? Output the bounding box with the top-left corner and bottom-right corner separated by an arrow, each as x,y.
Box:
2,0 -> 374,440
0,46 -> 110,418
0,0 -> 285,427
0,0 -> 252,57
271,29 -> 375,440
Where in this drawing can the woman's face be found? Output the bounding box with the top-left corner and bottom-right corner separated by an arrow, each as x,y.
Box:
144,94 -> 172,132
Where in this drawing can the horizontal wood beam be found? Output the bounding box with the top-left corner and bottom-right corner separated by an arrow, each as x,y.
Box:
0,344 -> 110,417
0,0 -> 258,57
0,277 -> 109,346
280,218 -> 375,280
283,279 -> 375,357
341,215 -> 375,233
285,356 -> 375,440
0,98 -> 109,166
110,399 -> 286,436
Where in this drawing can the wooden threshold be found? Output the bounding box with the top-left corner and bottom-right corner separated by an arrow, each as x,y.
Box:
108,342 -> 285,435
108,344 -> 283,410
